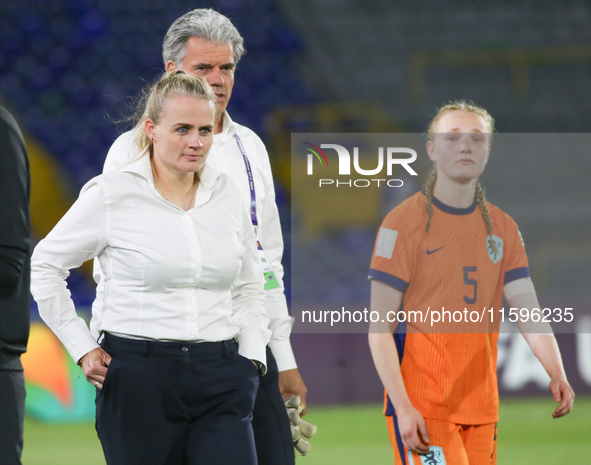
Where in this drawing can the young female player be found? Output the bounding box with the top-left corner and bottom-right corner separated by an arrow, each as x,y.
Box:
368,101 -> 574,465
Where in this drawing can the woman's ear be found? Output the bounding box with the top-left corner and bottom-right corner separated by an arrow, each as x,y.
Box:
484,143 -> 491,165
145,119 -> 155,141
426,139 -> 436,162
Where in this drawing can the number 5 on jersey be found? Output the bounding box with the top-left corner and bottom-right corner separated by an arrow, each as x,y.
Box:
463,266 -> 477,304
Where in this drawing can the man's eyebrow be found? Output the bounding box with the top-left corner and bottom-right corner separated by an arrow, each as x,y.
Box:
191,62 -> 235,69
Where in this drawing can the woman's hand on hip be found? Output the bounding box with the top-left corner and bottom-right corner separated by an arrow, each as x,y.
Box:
81,348 -> 112,390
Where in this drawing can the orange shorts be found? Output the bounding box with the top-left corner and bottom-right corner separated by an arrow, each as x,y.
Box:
386,416 -> 497,465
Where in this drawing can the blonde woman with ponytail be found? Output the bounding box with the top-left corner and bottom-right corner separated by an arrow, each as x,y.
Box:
31,71 -> 269,464
368,101 -> 574,465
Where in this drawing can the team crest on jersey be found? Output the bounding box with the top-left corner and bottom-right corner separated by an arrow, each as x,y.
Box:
486,235 -> 504,263
419,446 -> 446,465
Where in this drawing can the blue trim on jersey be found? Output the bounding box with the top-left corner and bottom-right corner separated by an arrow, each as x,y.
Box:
394,320 -> 407,363
385,320 -> 406,416
368,269 -> 409,293
393,414 -> 407,465
432,195 -> 477,215
504,266 -> 530,284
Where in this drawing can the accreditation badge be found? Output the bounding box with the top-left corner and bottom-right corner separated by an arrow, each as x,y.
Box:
257,241 -> 280,290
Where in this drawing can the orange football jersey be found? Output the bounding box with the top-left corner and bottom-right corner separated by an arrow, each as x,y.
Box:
369,191 -> 529,424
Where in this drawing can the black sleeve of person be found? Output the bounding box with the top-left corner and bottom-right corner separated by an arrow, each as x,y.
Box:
0,107 -> 31,298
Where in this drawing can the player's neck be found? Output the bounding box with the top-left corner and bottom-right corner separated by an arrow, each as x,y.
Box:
433,175 -> 476,208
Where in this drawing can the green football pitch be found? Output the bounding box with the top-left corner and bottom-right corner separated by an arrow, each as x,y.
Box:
22,397 -> 590,464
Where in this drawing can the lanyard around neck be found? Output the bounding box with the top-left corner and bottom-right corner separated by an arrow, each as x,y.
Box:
233,133 -> 280,290
234,133 -> 258,228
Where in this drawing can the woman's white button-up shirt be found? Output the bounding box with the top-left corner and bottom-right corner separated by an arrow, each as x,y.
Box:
31,154 -> 270,365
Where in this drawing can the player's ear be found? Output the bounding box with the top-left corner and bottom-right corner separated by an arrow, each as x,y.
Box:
484,142 -> 491,165
166,61 -> 177,72
426,139 -> 436,162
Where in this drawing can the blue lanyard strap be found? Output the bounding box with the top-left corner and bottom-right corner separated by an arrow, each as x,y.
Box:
234,133 -> 258,228
234,133 -> 280,291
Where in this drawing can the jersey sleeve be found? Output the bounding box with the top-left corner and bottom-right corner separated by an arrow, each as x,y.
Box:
501,213 -> 530,285
368,213 -> 415,293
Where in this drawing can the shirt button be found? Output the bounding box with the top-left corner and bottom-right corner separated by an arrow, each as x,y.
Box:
190,332 -> 195,337
182,346 -> 189,352
191,243 -> 197,247
193,276 -> 198,281
189,300 -> 194,305
190,316 -> 195,321
182,215 -> 188,220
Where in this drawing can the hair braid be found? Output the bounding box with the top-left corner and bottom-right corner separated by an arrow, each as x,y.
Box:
424,167 -> 437,233
474,181 -> 498,253
425,100 -> 497,245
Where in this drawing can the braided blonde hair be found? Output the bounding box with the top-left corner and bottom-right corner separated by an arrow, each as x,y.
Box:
424,101 -> 497,252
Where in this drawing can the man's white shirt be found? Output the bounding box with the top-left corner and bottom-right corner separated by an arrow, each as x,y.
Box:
31,156 -> 271,365
101,112 -> 297,371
